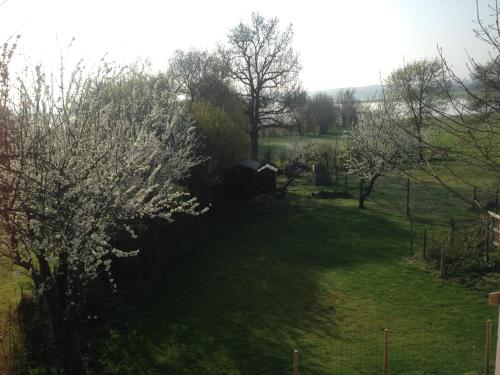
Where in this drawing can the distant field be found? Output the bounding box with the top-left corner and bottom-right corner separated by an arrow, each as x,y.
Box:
261,126 -> 499,202
260,130 -> 347,159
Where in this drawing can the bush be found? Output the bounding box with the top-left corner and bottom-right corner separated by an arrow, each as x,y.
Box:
424,222 -> 500,284
189,101 -> 248,201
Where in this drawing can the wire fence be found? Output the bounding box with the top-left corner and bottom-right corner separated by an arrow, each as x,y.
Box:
299,171 -> 500,374
287,317 -> 497,374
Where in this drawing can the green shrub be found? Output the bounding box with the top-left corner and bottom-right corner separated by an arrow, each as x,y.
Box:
191,101 -> 248,174
425,223 -> 500,280
188,101 -> 248,201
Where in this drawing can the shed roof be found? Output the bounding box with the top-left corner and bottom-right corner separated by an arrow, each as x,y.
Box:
258,164 -> 278,173
236,159 -> 261,170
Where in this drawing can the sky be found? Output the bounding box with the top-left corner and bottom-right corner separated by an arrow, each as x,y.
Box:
0,0 -> 495,91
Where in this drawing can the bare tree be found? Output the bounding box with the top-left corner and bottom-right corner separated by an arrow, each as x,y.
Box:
220,12 -> 302,159
336,88 -> 358,127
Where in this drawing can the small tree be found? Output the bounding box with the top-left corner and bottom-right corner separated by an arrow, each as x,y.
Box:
278,138 -> 316,197
289,88 -> 308,135
190,101 -> 248,171
221,12 -> 302,159
336,88 -> 357,127
344,103 -> 414,209
189,101 -> 249,201
384,58 -> 447,161
303,92 -> 338,135
168,49 -> 233,106
0,62 -> 206,374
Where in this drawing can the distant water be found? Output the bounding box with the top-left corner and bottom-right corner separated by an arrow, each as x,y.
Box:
361,98 -> 477,117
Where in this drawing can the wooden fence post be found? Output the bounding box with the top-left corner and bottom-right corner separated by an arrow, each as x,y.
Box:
423,228 -> 427,261
450,218 -> 456,248
440,244 -> 446,279
293,350 -> 299,375
487,292 -> 500,375
409,218 -> 414,256
384,329 -> 389,375
485,319 -> 493,375
473,186 -> 478,208
406,178 -> 410,217
496,188 -> 499,214
486,219 -> 491,264
359,179 -> 364,208
344,172 -> 348,193
334,141 -> 338,182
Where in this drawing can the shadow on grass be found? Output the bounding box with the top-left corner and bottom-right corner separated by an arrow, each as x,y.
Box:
89,194 -> 409,375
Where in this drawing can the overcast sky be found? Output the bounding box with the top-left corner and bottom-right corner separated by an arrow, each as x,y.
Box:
0,0 -> 495,91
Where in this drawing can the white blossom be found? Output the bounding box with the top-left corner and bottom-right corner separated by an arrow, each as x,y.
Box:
0,61 -> 206,303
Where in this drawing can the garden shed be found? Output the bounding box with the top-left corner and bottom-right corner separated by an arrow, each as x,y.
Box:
489,211 -> 500,246
224,159 -> 261,196
257,164 -> 278,193
312,164 -> 332,186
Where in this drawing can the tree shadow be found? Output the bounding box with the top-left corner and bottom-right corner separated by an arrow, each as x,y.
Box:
88,194 -> 409,375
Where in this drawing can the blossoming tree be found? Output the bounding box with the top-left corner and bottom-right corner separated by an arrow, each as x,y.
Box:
0,62 -> 206,374
344,103 -> 417,209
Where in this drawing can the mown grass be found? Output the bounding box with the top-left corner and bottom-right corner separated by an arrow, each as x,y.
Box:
1,125 -> 497,374
0,266 -> 21,321
262,126 -> 499,231
0,261 -> 25,374
90,179 -> 497,375
89,126 -> 498,374
260,130 -> 346,161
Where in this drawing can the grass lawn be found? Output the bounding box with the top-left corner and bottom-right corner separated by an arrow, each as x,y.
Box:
260,131 -> 346,160
91,179 -> 498,375
0,265 -> 21,320
0,127 -> 496,374
0,261 -> 25,373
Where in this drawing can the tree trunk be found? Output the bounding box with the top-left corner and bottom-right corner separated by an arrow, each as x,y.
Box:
42,273 -> 86,375
279,177 -> 295,198
358,175 -> 379,209
358,179 -> 365,209
417,141 -> 424,161
416,126 -> 424,161
61,328 -> 86,375
250,127 -> 259,160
